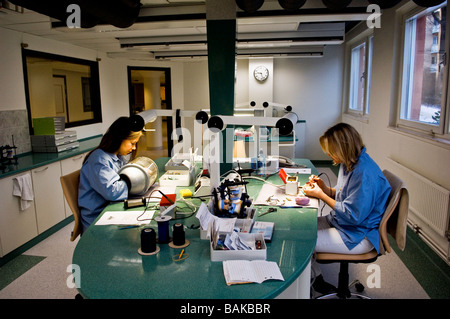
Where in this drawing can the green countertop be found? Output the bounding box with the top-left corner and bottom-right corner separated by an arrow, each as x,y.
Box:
72,158 -> 318,299
0,135 -> 102,179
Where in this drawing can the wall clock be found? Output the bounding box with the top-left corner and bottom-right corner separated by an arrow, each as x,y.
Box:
253,65 -> 269,82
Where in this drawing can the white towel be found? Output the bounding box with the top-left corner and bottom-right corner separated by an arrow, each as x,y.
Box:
13,173 -> 34,211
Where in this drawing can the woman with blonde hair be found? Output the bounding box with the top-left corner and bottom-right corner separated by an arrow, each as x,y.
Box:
78,117 -> 143,232
303,123 -> 391,293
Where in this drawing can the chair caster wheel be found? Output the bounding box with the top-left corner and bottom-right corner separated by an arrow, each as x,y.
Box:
355,282 -> 365,292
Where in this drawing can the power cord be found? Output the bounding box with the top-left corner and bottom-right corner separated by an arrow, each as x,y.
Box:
317,172 -> 332,217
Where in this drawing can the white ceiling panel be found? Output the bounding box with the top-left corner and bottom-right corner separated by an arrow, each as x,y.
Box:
0,0 -> 372,61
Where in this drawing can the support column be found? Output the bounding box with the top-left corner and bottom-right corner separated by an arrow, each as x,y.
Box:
206,0 -> 236,175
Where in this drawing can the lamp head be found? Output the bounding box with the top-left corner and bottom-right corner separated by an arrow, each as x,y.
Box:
129,110 -> 157,131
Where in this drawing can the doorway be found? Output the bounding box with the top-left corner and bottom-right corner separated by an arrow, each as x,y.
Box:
127,66 -> 173,159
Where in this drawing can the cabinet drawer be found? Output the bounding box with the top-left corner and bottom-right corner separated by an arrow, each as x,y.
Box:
61,152 -> 87,175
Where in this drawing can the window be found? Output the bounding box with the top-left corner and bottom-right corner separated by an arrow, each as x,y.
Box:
22,49 -> 102,133
399,3 -> 449,136
347,35 -> 373,116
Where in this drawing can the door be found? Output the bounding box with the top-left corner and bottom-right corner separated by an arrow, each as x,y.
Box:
128,67 -> 173,158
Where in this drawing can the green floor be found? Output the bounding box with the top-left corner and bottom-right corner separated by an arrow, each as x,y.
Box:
0,217 -> 73,291
390,228 -> 450,299
0,255 -> 45,291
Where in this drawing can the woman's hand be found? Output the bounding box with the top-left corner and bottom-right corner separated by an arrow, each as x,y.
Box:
302,177 -> 336,210
309,175 -> 326,190
302,181 -> 325,199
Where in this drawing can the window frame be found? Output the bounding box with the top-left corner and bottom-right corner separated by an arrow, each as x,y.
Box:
396,2 -> 450,139
345,30 -> 374,119
22,49 -> 102,134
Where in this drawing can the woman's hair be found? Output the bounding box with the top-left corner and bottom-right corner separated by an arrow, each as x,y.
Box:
319,122 -> 364,172
84,117 -> 142,163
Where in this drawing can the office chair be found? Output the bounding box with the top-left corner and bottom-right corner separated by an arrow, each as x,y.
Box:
60,169 -> 82,241
315,169 -> 409,299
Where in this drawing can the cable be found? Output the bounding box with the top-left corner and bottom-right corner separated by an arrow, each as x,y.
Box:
242,175 -> 285,189
317,172 -> 332,217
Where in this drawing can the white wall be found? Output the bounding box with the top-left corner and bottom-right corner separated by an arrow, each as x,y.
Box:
178,49 -> 344,160
342,4 -> 450,191
342,2 -> 450,259
0,27 -> 28,112
273,46 -> 344,160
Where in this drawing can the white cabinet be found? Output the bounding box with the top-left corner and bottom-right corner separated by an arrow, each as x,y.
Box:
0,172 -> 38,257
60,153 -> 86,175
60,153 -> 87,217
31,161 -> 66,234
0,151 -> 92,257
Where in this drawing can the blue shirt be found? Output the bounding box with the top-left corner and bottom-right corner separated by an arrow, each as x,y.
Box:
326,148 -> 391,253
78,149 -> 129,231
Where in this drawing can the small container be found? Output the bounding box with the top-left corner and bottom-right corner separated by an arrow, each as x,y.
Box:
285,176 -> 298,195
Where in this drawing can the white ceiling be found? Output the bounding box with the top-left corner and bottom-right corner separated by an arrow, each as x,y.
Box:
0,0 -> 373,60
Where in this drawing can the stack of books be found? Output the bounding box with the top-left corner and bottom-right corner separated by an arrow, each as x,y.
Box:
31,117 -> 79,153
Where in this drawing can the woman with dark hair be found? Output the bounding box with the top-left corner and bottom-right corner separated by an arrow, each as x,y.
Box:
303,123 -> 391,293
78,117 -> 143,232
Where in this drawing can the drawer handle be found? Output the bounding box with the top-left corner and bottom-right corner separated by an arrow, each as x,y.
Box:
34,166 -> 49,173
72,155 -> 83,160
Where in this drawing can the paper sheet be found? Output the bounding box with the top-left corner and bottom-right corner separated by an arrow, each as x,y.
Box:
95,210 -> 155,225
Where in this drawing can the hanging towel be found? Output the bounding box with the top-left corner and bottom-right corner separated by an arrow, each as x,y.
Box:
13,173 -> 34,211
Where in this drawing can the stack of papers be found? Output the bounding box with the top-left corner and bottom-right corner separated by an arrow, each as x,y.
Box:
221,231 -> 256,251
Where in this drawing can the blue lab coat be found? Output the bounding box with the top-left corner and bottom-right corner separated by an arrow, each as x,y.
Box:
326,148 -> 391,253
78,149 -> 129,231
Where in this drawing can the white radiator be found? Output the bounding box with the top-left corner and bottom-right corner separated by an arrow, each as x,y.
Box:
386,158 -> 450,238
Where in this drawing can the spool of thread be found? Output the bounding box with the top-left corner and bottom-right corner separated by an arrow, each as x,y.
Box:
155,216 -> 171,244
172,223 -> 185,246
140,228 -> 156,254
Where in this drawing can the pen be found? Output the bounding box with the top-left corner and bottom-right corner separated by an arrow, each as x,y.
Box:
119,225 -> 140,230
178,249 -> 184,260
158,190 -> 175,204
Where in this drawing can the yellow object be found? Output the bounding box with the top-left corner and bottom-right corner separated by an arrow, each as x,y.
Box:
180,189 -> 193,197
178,249 -> 184,260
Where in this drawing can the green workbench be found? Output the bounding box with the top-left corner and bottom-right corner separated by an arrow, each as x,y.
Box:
72,158 -> 318,299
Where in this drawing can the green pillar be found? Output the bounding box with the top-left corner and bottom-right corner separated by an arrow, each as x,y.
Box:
206,0 -> 236,174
